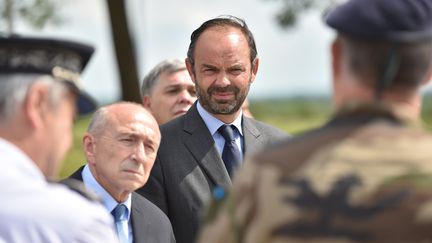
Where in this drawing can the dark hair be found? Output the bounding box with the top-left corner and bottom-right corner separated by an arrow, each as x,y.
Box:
339,35 -> 432,90
187,15 -> 257,68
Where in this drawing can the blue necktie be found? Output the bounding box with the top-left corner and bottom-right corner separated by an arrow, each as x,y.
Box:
111,204 -> 128,243
218,125 -> 242,178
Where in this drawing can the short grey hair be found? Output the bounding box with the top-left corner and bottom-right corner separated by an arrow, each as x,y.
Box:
141,59 -> 187,97
87,101 -> 145,137
87,105 -> 109,136
0,74 -> 68,122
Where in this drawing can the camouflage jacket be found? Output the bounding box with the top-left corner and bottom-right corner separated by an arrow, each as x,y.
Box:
197,104 -> 432,243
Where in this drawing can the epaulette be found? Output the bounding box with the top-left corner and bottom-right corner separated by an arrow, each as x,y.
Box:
58,178 -> 102,203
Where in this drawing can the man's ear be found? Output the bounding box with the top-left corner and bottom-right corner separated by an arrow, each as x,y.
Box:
142,95 -> 151,109
83,133 -> 96,165
250,58 -> 259,83
185,58 -> 196,84
24,82 -> 50,129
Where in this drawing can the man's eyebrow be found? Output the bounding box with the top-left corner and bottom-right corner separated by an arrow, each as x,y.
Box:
165,84 -> 182,89
227,64 -> 244,70
201,63 -> 218,69
146,138 -> 158,146
116,131 -> 139,137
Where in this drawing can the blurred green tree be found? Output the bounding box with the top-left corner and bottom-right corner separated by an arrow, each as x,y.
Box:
0,0 -> 62,34
266,0 -> 339,28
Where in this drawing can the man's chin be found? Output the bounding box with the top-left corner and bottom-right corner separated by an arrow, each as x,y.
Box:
211,105 -> 239,114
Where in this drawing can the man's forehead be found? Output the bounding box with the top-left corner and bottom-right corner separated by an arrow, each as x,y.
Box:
194,29 -> 251,62
107,115 -> 159,136
197,26 -> 246,45
115,124 -> 161,144
106,104 -> 154,124
158,70 -> 193,85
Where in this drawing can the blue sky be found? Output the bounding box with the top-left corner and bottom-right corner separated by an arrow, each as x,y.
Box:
12,0 -> 337,104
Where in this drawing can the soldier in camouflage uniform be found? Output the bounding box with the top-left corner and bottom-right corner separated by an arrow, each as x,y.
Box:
197,0 -> 432,242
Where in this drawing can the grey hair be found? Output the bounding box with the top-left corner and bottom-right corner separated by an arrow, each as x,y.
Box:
87,101 -> 146,136
141,58 -> 187,97
0,74 -> 68,122
87,105 -> 109,136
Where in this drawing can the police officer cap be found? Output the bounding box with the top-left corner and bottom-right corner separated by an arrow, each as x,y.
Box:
326,0 -> 432,43
0,36 -> 97,114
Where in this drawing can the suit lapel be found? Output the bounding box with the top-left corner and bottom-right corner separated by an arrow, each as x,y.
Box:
131,193 -> 147,243
183,104 -> 232,188
242,117 -> 263,156
69,165 -> 84,181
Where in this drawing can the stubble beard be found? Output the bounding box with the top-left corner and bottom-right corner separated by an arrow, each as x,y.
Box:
196,81 -> 249,115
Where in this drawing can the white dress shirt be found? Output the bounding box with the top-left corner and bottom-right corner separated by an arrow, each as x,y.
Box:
0,138 -> 118,243
197,101 -> 244,159
82,165 -> 133,243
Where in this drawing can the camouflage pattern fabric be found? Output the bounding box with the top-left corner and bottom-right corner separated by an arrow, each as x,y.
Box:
198,104 -> 432,243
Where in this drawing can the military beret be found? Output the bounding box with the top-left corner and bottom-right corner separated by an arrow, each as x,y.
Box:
325,0 -> 432,43
0,36 -> 97,114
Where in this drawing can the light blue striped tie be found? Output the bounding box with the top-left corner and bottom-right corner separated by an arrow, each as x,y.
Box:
111,204 -> 128,243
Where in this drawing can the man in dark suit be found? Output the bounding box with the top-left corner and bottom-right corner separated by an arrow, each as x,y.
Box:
137,15 -> 287,243
68,102 -> 175,243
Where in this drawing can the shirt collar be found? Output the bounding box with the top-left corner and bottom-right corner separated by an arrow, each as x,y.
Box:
82,164 -> 132,219
196,101 -> 243,136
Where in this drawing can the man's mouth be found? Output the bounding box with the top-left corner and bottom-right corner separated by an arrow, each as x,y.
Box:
212,91 -> 234,100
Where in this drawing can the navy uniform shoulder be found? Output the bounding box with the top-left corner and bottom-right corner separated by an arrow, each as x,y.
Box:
58,178 -> 102,203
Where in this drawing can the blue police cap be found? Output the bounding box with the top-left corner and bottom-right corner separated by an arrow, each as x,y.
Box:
326,0 -> 432,43
0,36 -> 97,114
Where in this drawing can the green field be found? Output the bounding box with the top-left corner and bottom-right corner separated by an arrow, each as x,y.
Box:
59,96 -> 432,178
60,114 -> 93,179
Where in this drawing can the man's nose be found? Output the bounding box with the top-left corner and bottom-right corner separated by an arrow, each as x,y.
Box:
214,72 -> 230,87
178,89 -> 196,104
131,143 -> 146,163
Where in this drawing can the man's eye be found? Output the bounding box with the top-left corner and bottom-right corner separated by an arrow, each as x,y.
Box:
230,69 -> 243,75
167,89 -> 179,94
203,69 -> 216,74
144,144 -> 156,153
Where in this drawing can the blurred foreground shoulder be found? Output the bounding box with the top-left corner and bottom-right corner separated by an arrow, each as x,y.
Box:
0,181 -> 118,243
